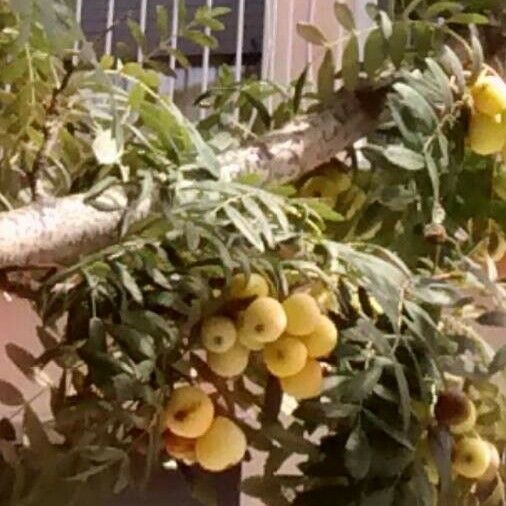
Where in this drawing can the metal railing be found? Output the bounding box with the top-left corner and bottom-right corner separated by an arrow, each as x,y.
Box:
75,1 -> 371,112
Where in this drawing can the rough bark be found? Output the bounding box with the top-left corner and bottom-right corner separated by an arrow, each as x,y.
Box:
0,93 -> 379,270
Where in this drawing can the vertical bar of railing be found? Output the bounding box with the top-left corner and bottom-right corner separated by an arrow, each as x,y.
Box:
200,0 -> 213,119
261,0 -> 271,81
306,0 -> 316,84
234,0 -> 246,83
234,0 -> 246,120
267,0 -> 278,113
138,0 -> 148,62
285,0 -> 295,85
73,0 -> 83,66
167,0 -> 179,100
105,0 -> 115,55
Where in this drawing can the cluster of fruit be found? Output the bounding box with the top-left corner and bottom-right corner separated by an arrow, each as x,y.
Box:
163,385 -> 247,472
435,388 -> 502,483
201,273 -> 339,400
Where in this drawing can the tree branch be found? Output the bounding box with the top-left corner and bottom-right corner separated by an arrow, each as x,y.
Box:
0,90 -> 382,271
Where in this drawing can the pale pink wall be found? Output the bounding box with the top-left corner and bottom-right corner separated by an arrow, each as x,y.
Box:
0,296 -> 51,422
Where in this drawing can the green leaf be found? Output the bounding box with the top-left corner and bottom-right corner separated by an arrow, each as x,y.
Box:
241,90 -> 271,128
364,29 -> 385,79
389,22 -> 408,68
127,19 -> 147,53
342,34 -> 360,91
182,29 -> 218,49
393,363 -> 411,432
156,5 -> 169,40
293,67 -> 308,113
242,196 -> 275,248
424,2 -> 463,19
296,22 -> 328,46
363,409 -> 414,450
448,13 -> 489,25
361,487 -> 394,506
317,49 -> 335,105
440,46 -> 465,92
0,380 -> 24,406
345,424 -> 371,479
115,262 -> 144,305
380,145 -> 426,170
489,346 -> 506,375
224,204 -> 264,251
106,324 -> 155,361
378,11 -> 393,38
334,2 -> 355,31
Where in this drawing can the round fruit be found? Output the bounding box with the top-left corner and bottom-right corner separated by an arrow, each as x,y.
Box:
300,176 -> 342,207
263,336 -> 308,378
434,389 -> 473,426
207,342 -> 250,378
453,437 -> 492,479
299,315 -> 338,358
165,386 -> 215,438
195,416 -> 247,472
479,442 -> 501,483
201,316 -> 237,353
280,359 -> 323,400
471,75 -> 506,117
238,325 -> 265,351
450,399 -> 477,435
468,113 -> 506,156
229,273 -> 269,300
282,293 -> 321,336
241,297 -> 287,343
164,430 -> 197,464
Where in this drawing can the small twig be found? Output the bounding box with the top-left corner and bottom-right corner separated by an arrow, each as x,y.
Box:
28,61 -> 75,201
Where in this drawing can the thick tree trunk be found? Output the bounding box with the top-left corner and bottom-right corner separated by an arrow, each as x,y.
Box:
0,92 -> 379,270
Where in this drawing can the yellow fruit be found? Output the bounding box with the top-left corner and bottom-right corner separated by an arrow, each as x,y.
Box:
479,442 -> 501,483
263,336 -> 308,378
195,416 -> 247,472
164,430 -> 197,464
280,359 -> 323,400
282,293 -> 321,336
472,75 -> 506,117
469,113 -> 506,155
300,176 -> 342,207
298,315 -> 338,358
201,316 -> 237,353
435,389 -> 473,426
450,399 -> 477,435
229,273 -> 269,300
241,297 -> 287,343
165,386 -> 215,438
453,437 -> 492,479
238,326 -> 265,351
207,342 -> 250,378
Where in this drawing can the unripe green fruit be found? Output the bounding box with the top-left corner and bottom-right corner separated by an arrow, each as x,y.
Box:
201,316 -> 237,353
207,342 -> 250,378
